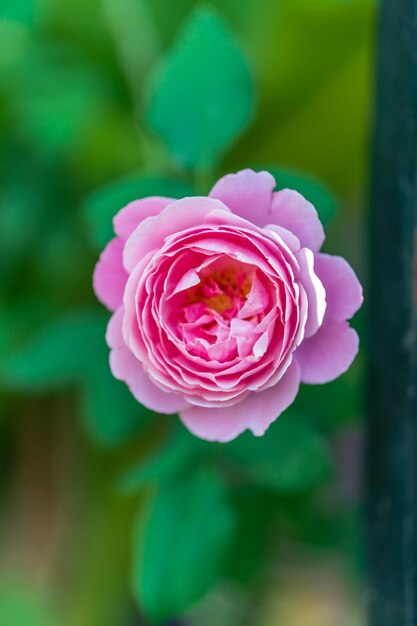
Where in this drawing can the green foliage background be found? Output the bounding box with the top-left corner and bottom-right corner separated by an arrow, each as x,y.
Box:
0,0 -> 374,624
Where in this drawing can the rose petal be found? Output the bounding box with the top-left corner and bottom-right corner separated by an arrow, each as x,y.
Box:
93,237 -> 128,311
209,169 -> 276,226
270,189 -> 325,252
265,224 -> 301,253
170,268 -> 201,295
179,360 -> 300,442
106,307 -> 124,348
315,253 -> 363,321
238,272 -> 270,318
298,247 -> 326,338
123,196 -> 230,272
110,344 -> 189,414
295,318 -> 359,384
114,196 -> 175,240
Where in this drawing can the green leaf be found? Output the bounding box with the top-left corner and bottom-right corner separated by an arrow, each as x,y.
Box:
296,366 -> 362,434
281,499 -> 363,576
225,489 -> 276,585
0,160 -> 51,270
0,582 -> 52,626
1,312 -> 150,447
0,0 -> 35,25
83,176 -> 195,249
7,43 -> 107,160
81,356 -> 150,448
132,469 -> 235,621
118,425 -> 208,494
266,166 -> 338,226
0,313 -> 101,391
225,413 -> 332,493
102,0 -> 161,94
146,6 -> 254,169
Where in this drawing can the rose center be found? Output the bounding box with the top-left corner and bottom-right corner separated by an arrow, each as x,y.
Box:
163,255 -> 274,364
187,268 -> 251,317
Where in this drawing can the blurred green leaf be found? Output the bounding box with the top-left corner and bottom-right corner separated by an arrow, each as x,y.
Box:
146,6 -> 254,169
266,166 -> 338,226
295,365 -> 363,434
4,43 -> 107,160
102,0 -> 161,97
0,170 -> 45,267
118,425 -> 208,494
0,581 -> 52,626
0,20 -> 31,75
225,489 -> 276,585
1,312 -> 150,446
282,500 -> 363,576
0,296 -> 55,361
1,313 -> 100,390
132,469 -> 235,621
0,0 -> 35,25
83,176 -> 195,248
80,351 -> 150,448
143,0 -> 196,48
225,413 -> 332,493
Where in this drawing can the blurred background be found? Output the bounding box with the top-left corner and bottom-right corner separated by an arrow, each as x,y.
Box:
0,0 -> 375,624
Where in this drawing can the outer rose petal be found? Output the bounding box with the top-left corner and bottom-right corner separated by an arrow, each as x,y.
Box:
314,253 -> 363,321
265,224 -> 301,253
123,196 -> 230,272
108,309 -> 189,414
114,196 -> 175,240
179,360 -> 300,442
295,318 -> 359,384
209,169 -> 276,226
270,189 -> 325,252
106,307 -> 124,348
93,238 -> 127,311
298,247 -> 326,338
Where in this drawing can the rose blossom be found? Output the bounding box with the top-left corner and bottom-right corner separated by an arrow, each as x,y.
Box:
93,169 -> 363,442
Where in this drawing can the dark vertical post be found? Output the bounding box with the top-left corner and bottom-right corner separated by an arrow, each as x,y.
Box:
368,0 -> 417,624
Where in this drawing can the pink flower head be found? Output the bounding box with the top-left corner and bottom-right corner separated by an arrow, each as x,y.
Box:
93,169 -> 363,442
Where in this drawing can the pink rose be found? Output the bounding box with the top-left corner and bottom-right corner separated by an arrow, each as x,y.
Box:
93,169 -> 363,442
